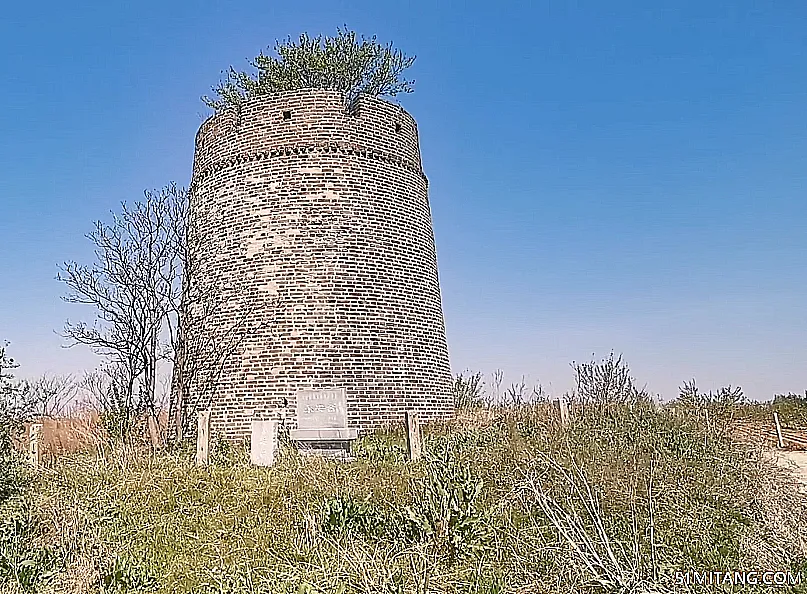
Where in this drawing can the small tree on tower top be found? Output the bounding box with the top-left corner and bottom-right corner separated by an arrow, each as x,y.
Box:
203,26 -> 416,112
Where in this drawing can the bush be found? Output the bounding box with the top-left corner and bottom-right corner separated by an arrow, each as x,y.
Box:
204,27 -> 416,112
100,556 -> 158,593
320,495 -> 391,539
0,384 -> 27,503
0,452 -> 27,505
0,495 -> 61,591
11,353 -> 807,593
572,352 -> 651,408
772,392 -> 807,427
0,343 -> 67,593
404,439 -> 491,562
678,379 -> 744,409
452,370 -> 485,409
1,343 -> 28,504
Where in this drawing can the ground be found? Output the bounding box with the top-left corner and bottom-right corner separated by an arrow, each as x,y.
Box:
769,450 -> 807,491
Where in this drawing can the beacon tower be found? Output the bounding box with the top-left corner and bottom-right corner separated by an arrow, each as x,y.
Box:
186,89 -> 452,437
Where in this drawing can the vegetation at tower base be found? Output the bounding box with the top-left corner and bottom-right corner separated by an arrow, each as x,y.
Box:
4,356 -> 807,593
203,27 -> 416,112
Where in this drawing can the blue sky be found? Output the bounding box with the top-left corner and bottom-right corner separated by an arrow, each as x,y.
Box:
1,0 -> 806,400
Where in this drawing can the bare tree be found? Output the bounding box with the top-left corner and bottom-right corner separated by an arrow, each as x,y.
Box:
0,344 -> 76,450
78,363 -> 145,441
58,184 -> 186,437
18,374 -> 79,419
571,352 -> 651,416
166,179 -> 286,440
168,275 -> 279,439
59,183 -> 283,443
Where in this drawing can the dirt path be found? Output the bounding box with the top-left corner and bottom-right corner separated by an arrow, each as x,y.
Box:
767,451 -> 807,491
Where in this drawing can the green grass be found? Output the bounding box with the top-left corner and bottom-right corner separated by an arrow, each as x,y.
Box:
4,401 -> 807,594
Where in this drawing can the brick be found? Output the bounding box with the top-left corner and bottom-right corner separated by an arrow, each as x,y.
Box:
181,89 -> 453,439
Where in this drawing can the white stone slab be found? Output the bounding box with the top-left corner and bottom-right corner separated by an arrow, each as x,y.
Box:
289,428 -> 358,441
295,388 -> 347,429
250,420 -> 277,467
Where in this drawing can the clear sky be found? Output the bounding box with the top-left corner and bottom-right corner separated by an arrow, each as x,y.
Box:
1,0 -> 805,401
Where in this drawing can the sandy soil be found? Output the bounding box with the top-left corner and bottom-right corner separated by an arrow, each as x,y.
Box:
767,451 -> 807,491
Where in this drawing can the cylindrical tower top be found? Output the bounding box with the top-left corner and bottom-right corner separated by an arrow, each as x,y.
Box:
193,89 -> 423,182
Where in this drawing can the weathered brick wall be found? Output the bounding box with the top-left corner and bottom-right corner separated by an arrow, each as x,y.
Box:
185,89 -> 452,438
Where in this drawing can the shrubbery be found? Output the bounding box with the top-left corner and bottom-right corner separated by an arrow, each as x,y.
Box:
1,342 -> 28,503
3,351 -> 806,592
204,27 -> 416,112
0,343 -> 67,593
19,395 -> 804,593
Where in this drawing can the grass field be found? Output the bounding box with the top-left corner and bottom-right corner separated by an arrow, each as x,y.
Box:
2,396 -> 807,594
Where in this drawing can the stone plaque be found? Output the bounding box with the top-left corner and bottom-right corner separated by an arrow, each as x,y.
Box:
296,388 -> 347,429
250,420 -> 277,467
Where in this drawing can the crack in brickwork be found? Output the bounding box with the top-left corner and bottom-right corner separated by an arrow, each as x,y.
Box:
184,89 -> 453,438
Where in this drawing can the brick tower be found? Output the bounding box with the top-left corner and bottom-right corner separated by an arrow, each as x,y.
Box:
184,89 -> 452,438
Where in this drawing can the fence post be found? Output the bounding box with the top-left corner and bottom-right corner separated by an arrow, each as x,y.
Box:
556,398 -> 570,426
196,410 -> 211,465
147,414 -> 162,449
250,420 -> 277,467
773,412 -> 785,449
405,411 -> 422,461
28,423 -> 43,467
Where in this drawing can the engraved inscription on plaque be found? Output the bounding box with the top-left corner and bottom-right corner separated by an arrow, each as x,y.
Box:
296,388 -> 347,429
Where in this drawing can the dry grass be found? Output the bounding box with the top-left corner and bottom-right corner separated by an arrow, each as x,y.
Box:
2,401 -> 805,593
16,411 -> 170,463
